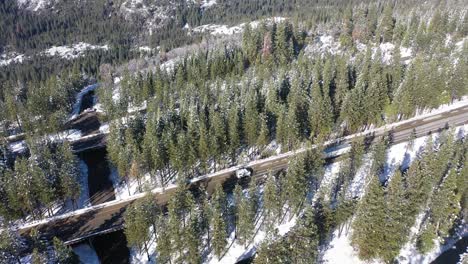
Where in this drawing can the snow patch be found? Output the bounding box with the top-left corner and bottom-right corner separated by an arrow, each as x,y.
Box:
73,243 -> 100,264
322,229 -> 367,264
42,42 -> 109,60
305,35 -> 341,55
200,0 -> 216,9
192,17 -> 286,36
0,52 -> 26,67
17,0 -> 55,11
347,153 -> 372,199
376,42 -> 412,64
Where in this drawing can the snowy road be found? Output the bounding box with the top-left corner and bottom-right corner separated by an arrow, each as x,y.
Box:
16,102 -> 468,251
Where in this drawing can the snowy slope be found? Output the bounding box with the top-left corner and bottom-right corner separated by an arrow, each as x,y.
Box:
17,0 -> 56,11
43,43 -> 109,59
191,17 -> 286,36
322,125 -> 468,264
0,52 -> 27,67
1,43 -> 109,67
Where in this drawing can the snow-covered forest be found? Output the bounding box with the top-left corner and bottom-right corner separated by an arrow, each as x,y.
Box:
0,0 -> 467,263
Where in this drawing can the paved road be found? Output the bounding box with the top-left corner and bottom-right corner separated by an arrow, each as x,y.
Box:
17,104 -> 468,248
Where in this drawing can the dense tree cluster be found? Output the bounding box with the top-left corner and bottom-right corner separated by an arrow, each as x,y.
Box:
103,8 -> 466,186
0,223 -> 78,264
0,0 -> 467,262
0,141 -> 81,221
352,132 -> 467,262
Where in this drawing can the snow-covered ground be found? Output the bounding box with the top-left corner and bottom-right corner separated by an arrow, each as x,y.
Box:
1,42 -> 109,67
200,0 -> 216,9
73,243 -> 100,264
191,17 -> 286,36
305,36 -> 413,64
322,229 -> 368,264
16,0 -> 55,11
43,43 -> 109,60
0,52 -> 27,67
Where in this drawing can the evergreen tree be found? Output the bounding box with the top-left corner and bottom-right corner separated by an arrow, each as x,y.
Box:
284,155 -> 307,214
124,200 -> 152,261
244,92 -> 260,147
383,170 -> 408,262
211,184 -> 227,259
416,224 -> 436,254
228,105 -> 241,158
185,204 -> 201,264
31,248 -> 46,264
339,6 -> 354,47
333,56 -> 350,116
379,5 -> 395,43
0,227 -> 23,264
257,113 -> 270,152
263,172 -> 281,232
352,174 -> 386,260
198,117 -> 210,173
234,182 -> 256,246
57,142 -> 81,208
156,219 -> 172,264
290,206 -> 319,263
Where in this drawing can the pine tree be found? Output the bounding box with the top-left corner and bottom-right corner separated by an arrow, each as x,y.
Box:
211,184 -> 227,259
257,113 -> 270,152
31,248 -> 46,264
210,107 -> 227,168
185,204 -> 201,264
379,5 -> 395,43
156,218 -> 172,264
198,117 -> 210,173
308,62 -> 333,138
0,227 -> 23,264
228,105 -> 241,159
284,155 -> 307,214
383,170 -> 408,262
244,93 -> 260,148
352,174 -> 386,260
430,168 -> 460,238
290,205 -> 319,263
333,56 -> 350,116
124,200 -> 152,261
53,237 -> 79,264
339,6 -> 354,47
234,182 -> 256,246
275,105 -> 288,149
263,172 -> 281,232
274,22 -> 294,65
365,50 -> 389,125
313,197 -> 334,243
57,142 -> 81,209
416,223 -> 436,254
371,137 -> 388,178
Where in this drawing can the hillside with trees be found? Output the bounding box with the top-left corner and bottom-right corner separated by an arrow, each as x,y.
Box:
0,0 -> 467,263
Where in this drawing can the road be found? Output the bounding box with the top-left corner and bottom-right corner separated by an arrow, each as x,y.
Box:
17,103 -> 468,249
